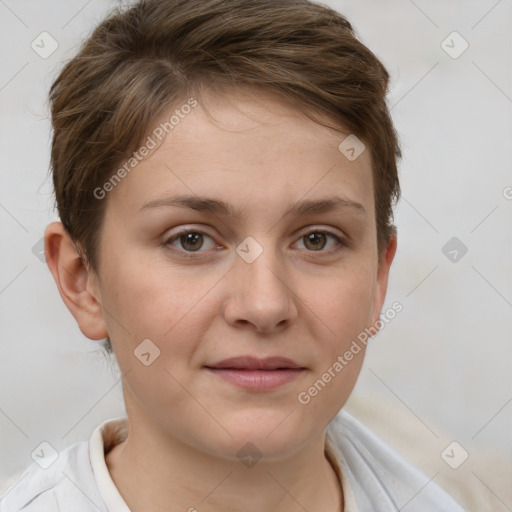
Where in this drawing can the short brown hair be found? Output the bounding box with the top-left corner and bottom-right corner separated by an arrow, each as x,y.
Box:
49,0 -> 400,276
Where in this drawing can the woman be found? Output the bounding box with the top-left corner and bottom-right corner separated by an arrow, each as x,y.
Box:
0,1 -> 465,510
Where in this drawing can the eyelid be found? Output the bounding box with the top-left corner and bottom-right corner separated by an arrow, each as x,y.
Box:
295,225 -> 346,240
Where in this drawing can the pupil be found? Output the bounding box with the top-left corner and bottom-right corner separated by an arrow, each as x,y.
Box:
306,233 -> 326,250
181,233 -> 203,251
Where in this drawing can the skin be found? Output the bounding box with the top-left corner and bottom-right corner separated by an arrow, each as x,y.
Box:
45,88 -> 397,512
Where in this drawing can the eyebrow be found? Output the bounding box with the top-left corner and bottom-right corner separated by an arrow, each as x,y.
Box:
139,194 -> 366,219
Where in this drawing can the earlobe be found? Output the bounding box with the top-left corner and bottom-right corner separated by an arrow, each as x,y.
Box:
44,221 -> 108,341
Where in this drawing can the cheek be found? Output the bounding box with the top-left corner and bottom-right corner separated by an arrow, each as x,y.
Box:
295,268 -> 373,421
301,261 -> 376,345
98,258 -> 216,420
98,251 -> 220,365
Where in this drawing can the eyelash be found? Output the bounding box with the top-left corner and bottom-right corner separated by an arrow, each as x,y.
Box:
163,228 -> 348,258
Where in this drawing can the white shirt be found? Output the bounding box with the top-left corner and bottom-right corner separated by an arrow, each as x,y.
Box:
0,410 -> 465,511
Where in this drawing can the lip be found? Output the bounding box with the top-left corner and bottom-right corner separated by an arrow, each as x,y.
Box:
205,356 -> 305,391
207,356 -> 303,370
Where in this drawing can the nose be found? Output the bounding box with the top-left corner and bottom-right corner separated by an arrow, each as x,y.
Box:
222,244 -> 298,334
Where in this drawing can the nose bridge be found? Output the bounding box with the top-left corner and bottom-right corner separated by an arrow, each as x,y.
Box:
225,235 -> 297,331
245,247 -> 286,295
240,238 -> 290,302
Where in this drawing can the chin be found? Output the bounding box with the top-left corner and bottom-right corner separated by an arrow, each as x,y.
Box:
199,409 -> 316,463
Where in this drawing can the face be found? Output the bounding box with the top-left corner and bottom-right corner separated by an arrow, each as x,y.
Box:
87,89 -> 394,461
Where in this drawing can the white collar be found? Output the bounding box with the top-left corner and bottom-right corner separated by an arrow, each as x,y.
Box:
89,416 -> 131,512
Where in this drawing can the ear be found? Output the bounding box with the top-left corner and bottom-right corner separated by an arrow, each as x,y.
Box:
370,230 -> 398,328
44,221 -> 108,340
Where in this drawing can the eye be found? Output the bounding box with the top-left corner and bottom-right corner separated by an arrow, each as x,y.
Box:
165,230 -> 218,253
294,230 -> 345,252
163,227 -> 347,257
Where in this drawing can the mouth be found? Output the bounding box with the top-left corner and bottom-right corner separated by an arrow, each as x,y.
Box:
204,356 -> 306,391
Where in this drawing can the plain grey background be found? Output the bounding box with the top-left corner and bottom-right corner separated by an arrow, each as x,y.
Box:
1,0 -> 511,509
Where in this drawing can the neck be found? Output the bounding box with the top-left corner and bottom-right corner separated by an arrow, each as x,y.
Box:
105,409 -> 343,512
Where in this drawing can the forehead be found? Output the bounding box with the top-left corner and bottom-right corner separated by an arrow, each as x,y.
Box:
105,89 -> 374,221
